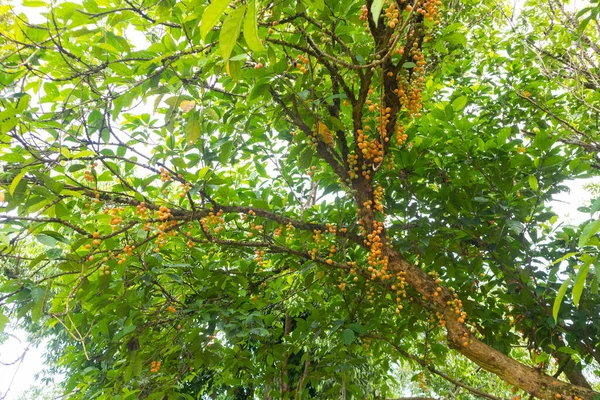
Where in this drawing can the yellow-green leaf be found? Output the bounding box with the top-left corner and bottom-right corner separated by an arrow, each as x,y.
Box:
226,60 -> 243,81
452,96 -> 468,111
220,6 -> 246,62
579,219 -> 600,247
0,311 -> 8,333
9,170 -> 26,196
550,252 -> 579,267
528,175 -> 538,191
185,117 -> 201,145
71,149 -> 96,159
200,0 -> 230,42
243,0 -> 264,52
572,262 -> 591,308
553,277 -> 571,322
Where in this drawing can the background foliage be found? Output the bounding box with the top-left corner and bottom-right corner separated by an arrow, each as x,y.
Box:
0,0 -> 599,399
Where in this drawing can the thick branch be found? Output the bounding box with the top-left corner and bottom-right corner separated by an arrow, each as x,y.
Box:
382,248 -> 599,400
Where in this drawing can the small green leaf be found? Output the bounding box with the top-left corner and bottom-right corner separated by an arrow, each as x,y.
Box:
590,196 -> 600,215
44,82 -> 59,99
200,0 -> 231,42
497,126 -> 511,144
71,149 -> 96,159
341,328 -> 355,345
9,170 -> 26,196
557,346 -> 577,355
185,117 -> 201,145
534,352 -> 550,363
553,277 -> 571,322
0,234 -> 9,247
370,0 -> 385,28
579,219 -> 600,247
528,175 -> 538,191
572,262 -> 591,308
0,311 -> 8,333
16,94 -> 30,112
402,62 -> 416,69
506,220 -> 525,234
452,96 -> 468,111
243,0 -> 264,52
303,0 -> 324,10
550,252 -> 579,266
445,32 -> 466,46
167,273 -> 183,283
226,59 -> 243,81
348,323 -> 367,334
220,6 -> 246,62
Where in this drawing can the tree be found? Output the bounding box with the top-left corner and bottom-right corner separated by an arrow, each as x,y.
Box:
0,0 -> 598,399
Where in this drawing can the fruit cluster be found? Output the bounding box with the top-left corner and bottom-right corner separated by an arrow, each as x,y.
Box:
99,265 -> 110,276
150,360 -> 161,373
160,167 -> 171,182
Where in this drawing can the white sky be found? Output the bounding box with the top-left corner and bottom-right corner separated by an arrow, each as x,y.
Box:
0,330 -> 47,399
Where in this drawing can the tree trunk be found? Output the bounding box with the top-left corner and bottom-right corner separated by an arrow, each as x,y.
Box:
383,248 -> 599,400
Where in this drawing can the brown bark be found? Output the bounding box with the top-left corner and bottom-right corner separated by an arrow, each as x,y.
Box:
295,355 -> 310,400
383,248 -> 598,400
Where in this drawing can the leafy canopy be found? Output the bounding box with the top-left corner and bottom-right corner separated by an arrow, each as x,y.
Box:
0,0 -> 599,399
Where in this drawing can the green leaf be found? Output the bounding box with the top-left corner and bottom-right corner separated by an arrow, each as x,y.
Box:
36,234 -> 58,247
370,0 -> 385,28
451,96 -> 468,111
590,196 -> 600,215
185,117 -> 201,145
534,352 -> 549,363
44,84 -> 58,101
528,175 -> 538,191
557,346 -> 577,355
550,252 -> 579,266
9,170 -> 26,196
553,277 -> 572,322
16,94 -> 30,112
572,262 -> 591,308
0,311 -> 8,333
200,0 -> 230,42
497,126 -> 511,144
0,113 -> 18,134
445,32 -> 466,46
579,219 -> 600,247
348,323 -> 367,334
0,234 -> 9,247
303,0 -> 324,10
341,328 -> 355,345
243,0 -> 264,52
71,149 -> 96,159
220,6 -> 246,62
167,273 -> 183,283
197,166 -> 210,180
506,220 -> 524,234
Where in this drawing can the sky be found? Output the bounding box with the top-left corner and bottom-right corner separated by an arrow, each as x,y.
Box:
1,0 -> 599,399
0,331 -> 47,400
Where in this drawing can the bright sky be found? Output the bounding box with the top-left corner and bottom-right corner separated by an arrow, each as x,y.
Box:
0,331 -> 47,399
